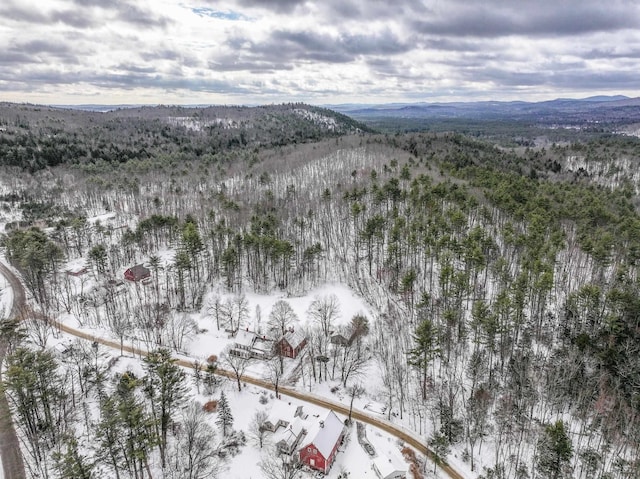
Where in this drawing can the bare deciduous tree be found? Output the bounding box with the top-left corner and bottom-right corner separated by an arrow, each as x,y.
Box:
166,403 -> 221,479
259,446 -> 303,479
222,346 -> 253,391
307,294 -> 340,338
248,409 -> 270,449
268,300 -> 298,337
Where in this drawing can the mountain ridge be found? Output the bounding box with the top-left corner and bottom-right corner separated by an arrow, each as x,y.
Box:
328,95 -> 640,126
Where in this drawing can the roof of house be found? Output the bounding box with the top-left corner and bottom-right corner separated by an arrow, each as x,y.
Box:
266,402 -> 300,430
302,410 -> 344,459
252,336 -> 274,354
235,329 -> 256,348
127,264 -> 150,276
373,455 -> 406,479
274,418 -> 306,448
281,330 -> 306,349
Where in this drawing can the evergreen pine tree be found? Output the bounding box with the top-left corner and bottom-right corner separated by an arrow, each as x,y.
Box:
535,420 -> 573,479
52,434 -> 94,479
143,348 -> 187,469
216,391 -> 233,436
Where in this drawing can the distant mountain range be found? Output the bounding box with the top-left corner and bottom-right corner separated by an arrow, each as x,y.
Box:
48,95 -> 640,128
329,96 -> 640,125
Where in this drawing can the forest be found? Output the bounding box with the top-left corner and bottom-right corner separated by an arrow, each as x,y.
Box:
1,102 -> 640,479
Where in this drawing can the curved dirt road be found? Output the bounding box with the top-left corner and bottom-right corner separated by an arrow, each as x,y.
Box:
0,262 -> 466,479
0,262 -> 27,479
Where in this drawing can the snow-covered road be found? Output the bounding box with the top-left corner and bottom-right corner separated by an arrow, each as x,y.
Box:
0,259 -> 27,479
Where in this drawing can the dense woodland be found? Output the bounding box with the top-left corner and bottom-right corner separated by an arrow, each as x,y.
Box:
1,103 -> 640,478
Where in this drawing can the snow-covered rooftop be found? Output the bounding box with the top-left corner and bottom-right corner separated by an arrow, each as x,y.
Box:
302,410 -> 344,459
372,454 -> 407,479
274,417 -> 306,450
234,329 -> 256,348
282,329 -> 306,348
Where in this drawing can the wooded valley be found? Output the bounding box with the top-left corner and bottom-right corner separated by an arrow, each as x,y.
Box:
1,102 -> 640,479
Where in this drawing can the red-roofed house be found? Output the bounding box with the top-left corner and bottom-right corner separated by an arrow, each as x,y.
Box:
124,264 -> 150,282
299,410 -> 345,474
277,329 -> 307,359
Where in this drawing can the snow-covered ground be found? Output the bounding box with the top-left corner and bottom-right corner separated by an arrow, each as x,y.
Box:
50,278 -> 432,478
54,334 -> 419,479
1,208 -> 446,477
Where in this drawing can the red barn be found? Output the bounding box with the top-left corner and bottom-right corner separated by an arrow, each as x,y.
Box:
277,330 -> 307,359
124,264 -> 151,282
299,410 -> 345,474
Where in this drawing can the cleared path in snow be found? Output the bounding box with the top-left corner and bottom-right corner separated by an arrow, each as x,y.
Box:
0,262 -> 27,479
0,262 -> 468,479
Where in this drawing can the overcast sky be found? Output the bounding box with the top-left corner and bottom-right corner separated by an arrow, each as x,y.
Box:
1,0 -> 639,105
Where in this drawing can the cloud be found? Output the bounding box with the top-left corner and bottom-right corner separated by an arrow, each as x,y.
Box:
235,0 -> 305,14
0,0 -> 172,29
1,0 -> 639,103
114,2 -> 171,28
0,2 -> 97,28
221,28 -> 413,70
411,1 -> 639,38
191,7 -> 249,21
0,66 -> 255,95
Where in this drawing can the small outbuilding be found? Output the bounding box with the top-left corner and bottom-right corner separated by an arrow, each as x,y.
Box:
124,264 -> 151,282
372,455 -> 407,479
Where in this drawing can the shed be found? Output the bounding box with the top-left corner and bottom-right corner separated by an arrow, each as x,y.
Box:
372,455 -> 407,479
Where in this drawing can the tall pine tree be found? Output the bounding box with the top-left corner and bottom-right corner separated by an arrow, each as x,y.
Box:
216,391 -> 233,437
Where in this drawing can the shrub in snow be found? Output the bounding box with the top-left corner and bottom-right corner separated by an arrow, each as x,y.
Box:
203,400 -> 218,413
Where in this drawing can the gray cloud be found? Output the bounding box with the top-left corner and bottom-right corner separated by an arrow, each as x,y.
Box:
584,47 -> 640,60
0,3 -> 97,28
208,56 -> 293,73
115,2 -> 171,28
18,40 -> 74,56
2,38 -> 80,67
140,49 -> 202,68
1,0 -> 170,29
0,66 -> 255,95
1,0 -> 639,102
411,2 -> 639,38
235,0 -> 306,14
0,51 -> 35,66
456,63 -> 640,91
223,28 -> 413,70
